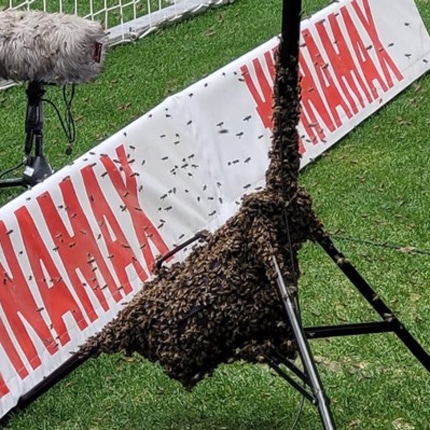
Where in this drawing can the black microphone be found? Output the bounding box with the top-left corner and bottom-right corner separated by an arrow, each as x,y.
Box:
0,10 -> 108,84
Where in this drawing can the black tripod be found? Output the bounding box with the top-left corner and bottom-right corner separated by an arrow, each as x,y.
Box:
0,81 -> 53,188
260,0 -> 430,428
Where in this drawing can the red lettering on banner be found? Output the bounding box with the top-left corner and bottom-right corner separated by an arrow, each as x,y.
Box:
315,12 -> 371,111
0,147 -> 169,391
81,164 -> 147,293
241,42 -> 338,148
243,43 -> 342,148
37,178 -> 123,314
341,6 -> 391,99
100,146 -> 170,271
351,0 -> 403,88
241,52 -> 307,153
299,52 -> 334,144
242,0 -> 403,149
0,221 -> 58,375
15,207 -> 90,346
241,59 -> 273,129
0,370 -> 9,396
302,28 -> 353,128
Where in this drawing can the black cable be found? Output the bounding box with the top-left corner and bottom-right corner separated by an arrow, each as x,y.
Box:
63,84 -> 76,145
41,84 -> 76,155
290,394 -> 305,430
0,159 -> 25,179
331,234 -> 430,256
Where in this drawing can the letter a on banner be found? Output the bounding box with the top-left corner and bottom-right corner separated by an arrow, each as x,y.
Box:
0,221 -> 58,373
16,206 -> 90,346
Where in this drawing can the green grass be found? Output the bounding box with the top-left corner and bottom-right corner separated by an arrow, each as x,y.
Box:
2,0 -> 430,429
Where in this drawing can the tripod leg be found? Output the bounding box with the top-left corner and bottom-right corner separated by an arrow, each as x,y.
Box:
272,256 -> 337,430
314,229 -> 430,373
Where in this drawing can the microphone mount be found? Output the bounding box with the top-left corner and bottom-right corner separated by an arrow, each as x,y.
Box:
0,9 -> 107,190
0,81 -> 57,189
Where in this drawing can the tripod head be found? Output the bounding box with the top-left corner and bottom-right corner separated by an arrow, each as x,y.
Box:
0,10 -> 108,188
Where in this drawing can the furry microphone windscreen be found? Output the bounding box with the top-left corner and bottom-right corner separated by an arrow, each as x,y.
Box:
0,10 -> 108,84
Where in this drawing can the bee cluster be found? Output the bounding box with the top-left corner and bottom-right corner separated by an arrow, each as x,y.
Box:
79,47 -> 323,388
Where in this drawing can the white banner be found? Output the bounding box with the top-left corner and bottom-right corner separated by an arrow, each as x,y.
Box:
0,0 -> 429,418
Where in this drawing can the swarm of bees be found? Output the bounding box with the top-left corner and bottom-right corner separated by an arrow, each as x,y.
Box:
79,44 -> 323,388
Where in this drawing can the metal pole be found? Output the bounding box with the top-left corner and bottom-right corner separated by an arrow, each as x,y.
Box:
273,256 -> 336,430
276,2 -> 337,426
279,0 -> 301,90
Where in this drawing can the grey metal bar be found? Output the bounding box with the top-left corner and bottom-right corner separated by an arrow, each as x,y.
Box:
273,256 -> 336,430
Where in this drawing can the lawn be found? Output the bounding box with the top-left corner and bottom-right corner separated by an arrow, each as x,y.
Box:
2,0 -> 430,428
